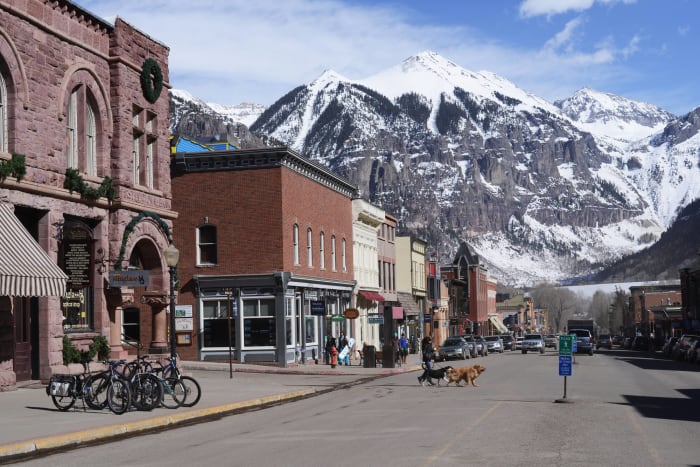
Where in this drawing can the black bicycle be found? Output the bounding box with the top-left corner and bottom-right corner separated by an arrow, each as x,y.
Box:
152,356 -> 201,407
48,359 -> 131,415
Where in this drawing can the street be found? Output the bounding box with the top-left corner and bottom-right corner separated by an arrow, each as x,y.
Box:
13,349 -> 700,467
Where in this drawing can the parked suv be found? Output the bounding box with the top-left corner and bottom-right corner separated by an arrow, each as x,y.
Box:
436,337 -> 471,361
544,334 -> 558,349
570,329 -> 594,355
596,334 -> 613,350
463,335 -> 488,356
460,335 -> 479,358
521,334 -> 545,354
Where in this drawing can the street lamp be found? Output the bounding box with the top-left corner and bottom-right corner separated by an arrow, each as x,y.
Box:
163,243 -> 180,359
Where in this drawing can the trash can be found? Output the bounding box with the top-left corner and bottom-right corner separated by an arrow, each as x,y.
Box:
363,345 -> 376,368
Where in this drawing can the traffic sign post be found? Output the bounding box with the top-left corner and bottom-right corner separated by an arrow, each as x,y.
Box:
556,335 -> 575,403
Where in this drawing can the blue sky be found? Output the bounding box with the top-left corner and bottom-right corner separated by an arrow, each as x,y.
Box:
81,0 -> 699,115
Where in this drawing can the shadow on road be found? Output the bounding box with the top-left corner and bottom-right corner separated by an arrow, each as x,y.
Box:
610,350 -> 700,372
615,389 -> 700,423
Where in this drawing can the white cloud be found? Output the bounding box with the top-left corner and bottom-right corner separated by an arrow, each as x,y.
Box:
544,17 -> 584,52
519,0 -> 636,18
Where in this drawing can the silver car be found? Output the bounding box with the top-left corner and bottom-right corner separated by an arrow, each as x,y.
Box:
484,335 -> 504,353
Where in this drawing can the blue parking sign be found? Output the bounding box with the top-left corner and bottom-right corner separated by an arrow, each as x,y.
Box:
559,355 -> 572,376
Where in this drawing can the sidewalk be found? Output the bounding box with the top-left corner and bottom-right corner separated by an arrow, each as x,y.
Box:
0,359 -> 421,462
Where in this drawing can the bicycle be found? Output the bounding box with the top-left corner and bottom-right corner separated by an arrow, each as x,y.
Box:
47,358 -> 132,415
119,357 -> 163,412
124,354 -> 186,409
152,356 -> 201,407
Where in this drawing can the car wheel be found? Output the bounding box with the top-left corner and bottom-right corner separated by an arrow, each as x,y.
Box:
522,350 -> 527,354
540,348 -> 545,354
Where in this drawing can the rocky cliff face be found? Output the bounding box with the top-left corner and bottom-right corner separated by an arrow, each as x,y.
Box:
169,52 -> 700,286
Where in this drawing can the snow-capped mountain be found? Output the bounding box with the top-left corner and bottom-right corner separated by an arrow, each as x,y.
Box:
170,51 -> 700,286
171,89 -> 267,127
555,87 -> 674,144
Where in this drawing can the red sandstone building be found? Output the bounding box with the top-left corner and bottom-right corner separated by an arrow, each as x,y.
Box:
0,1 -> 174,390
170,147 -> 357,365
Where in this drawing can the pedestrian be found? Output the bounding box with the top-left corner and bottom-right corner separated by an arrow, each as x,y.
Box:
391,332 -> 401,366
338,332 -> 349,366
330,342 -> 338,368
399,333 -> 409,364
422,336 -> 434,371
325,335 -> 336,366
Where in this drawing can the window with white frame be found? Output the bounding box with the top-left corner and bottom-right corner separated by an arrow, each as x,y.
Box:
0,72 -> 6,152
342,238 -> 347,272
197,225 -> 217,265
319,232 -> 325,269
202,298 -> 235,348
243,298 -> 276,347
293,224 -> 299,265
66,86 -> 100,176
331,235 -> 336,271
307,228 -> 313,267
132,108 -> 157,189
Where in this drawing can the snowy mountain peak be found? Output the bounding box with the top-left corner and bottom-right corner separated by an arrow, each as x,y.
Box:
311,69 -> 351,88
555,87 -> 674,143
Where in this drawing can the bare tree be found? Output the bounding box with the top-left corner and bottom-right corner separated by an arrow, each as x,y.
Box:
589,290 -> 615,332
530,284 -> 578,333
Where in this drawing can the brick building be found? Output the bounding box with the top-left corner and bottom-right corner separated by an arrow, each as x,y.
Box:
170,147 -> 357,366
0,1 -> 174,390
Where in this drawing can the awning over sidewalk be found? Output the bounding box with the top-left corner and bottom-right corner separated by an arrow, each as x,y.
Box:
0,204 -> 68,297
489,315 -> 509,334
397,292 -> 422,317
358,290 -> 385,302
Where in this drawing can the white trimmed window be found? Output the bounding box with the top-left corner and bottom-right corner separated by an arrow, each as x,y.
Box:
342,238 -> 347,272
0,72 -> 6,152
293,224 -> 299,265
331,235 -> 337,271
319,232 -> 325,269
197,225 -> 218,265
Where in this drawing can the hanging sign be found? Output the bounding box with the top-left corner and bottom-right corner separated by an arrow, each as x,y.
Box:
343,308 -> 360,319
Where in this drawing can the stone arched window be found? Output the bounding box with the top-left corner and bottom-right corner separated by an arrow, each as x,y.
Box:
0,71 -> 6,153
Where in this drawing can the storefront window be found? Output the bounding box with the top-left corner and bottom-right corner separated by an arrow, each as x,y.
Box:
202,299 -> 235,348
243,298 -> 276,347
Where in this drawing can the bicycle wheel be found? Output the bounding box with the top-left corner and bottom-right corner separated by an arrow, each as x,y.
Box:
84,374 -> 109,410
51,393 -> 75,411
107,379 -> 131,415
131,373 -> 163,411
179,375 -> 201,407
161,376 -> 186,409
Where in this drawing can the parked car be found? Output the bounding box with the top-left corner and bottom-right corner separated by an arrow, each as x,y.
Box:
596,334 -> 613,350
500,334 -> 515,351
686,340 -> 700,364
569,329 -> 594,355
484,335 -> 504,353
662,336 -> 680,357
623,337 -> 634,349
436,337 -> 471,361
521,334 -> 545,354
672,335 -> 699,361
544,334 -> 558,349
460,335 -> 479,358
631,335 -> 650,351
612,335 -> 624,347
467,335 -> 489,357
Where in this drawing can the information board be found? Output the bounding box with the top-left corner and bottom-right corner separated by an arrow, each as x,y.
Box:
558,355 -> 573,376
559,335 -> 574,356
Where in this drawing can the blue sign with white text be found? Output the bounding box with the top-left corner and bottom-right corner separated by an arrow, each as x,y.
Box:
559,355 -> 573,376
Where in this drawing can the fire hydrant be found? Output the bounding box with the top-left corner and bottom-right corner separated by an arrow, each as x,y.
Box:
330,345 -> 338,368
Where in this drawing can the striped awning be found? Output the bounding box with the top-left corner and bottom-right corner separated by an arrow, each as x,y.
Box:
489,315 -> 509,334
0,204 -> 68,297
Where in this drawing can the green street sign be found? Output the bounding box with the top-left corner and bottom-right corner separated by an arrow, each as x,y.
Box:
559,335 -> 574,356
330,315 -> 345,322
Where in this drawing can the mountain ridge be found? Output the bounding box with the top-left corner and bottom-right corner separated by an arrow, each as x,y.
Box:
169,51 -> 700,286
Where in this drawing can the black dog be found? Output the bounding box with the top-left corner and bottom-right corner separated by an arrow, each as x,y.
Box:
417,364 -> 453,386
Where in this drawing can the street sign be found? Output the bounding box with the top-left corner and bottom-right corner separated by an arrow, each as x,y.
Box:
559,335 -> 574,356
368,313 -> 383,324
559,355 -> 573,376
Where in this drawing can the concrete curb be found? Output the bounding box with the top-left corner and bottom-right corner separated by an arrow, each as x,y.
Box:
0,388 -> 316,462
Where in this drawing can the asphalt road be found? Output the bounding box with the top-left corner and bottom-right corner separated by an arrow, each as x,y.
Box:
13,349 -> 700,467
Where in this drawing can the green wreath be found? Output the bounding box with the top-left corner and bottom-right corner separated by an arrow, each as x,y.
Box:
140,58 -> 163,104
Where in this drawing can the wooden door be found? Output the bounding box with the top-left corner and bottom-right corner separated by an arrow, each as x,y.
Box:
13,297 -> 31,382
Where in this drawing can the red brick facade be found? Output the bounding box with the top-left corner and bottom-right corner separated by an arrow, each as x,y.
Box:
0,1 -> 174,389
171,148 -> 357,364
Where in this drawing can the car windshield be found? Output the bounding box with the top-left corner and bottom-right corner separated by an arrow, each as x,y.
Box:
546,335 -> 556,338
485,336 -> 499,341
599,335 -> 610,339
443,339 -> 463,346
501,336 -> 512,341
524,335 -> 541,339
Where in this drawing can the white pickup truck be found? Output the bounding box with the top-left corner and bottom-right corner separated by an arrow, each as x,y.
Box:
521,334 -> 545,354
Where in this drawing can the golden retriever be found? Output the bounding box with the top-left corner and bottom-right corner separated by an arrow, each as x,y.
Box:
445,364 -> 486,387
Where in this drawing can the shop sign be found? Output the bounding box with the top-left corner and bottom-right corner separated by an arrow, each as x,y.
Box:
368,313 -> 384,324
310,300 -> 326,316
330,314 -> 345,322
109,269 -> 150,287
343,308 -> 359,319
